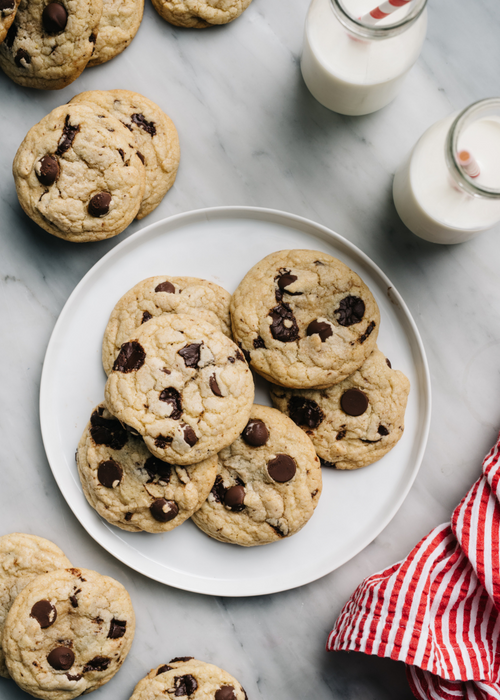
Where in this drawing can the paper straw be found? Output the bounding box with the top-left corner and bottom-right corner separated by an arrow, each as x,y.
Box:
359,0 -> 413,25
457,150 -> 480,178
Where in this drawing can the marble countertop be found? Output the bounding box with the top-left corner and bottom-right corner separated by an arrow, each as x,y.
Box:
1,0 -> 500,697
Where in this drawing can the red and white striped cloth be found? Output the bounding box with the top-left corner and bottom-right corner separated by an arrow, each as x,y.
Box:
328,433 -> 500,700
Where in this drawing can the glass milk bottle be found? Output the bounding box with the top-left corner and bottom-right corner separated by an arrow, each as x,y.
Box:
301,0 -> 428,116
393,99 -> 500,244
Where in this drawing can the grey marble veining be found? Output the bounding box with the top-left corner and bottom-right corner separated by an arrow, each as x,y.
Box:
1,0 -> 500,698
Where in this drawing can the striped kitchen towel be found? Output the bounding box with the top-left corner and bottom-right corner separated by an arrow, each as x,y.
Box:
327,433 -> 500,699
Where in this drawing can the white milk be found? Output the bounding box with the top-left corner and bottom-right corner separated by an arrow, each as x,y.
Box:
393,112 -> 500,244
301,0 -> 427,115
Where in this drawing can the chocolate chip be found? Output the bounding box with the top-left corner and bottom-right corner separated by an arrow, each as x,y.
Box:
359,321 -> 375,344
48,647 -> 74,671
181,424 -> 198,447
144,456 -> 172,483
268,303 -> 299,343
237,346 -> 250,363
178,343 -> 202,368
242,419 -> 269,446
228,356 -> 235,363
113,341 -> 145,372
209,374 -> 222,396
174,674 -> 198,696
36,155 -> 59,186
155,280 -> 175,293
159,387 -> 182,419
216,687 -> 237,700
0,0 -> 15,11
88,192 -> 111,217
137,151 -> 145,164
340,388 -> 369,416
5,22 -> 16,47
252,335 -> 265,351
66,673 -> 82,681
69,595 -> 78,608
56,115 -> 80,156
30,600 -> 57,628
131,113 -> 156,136
306,319 -> 333,342
83,656 -> 111,673
335,295 -> 365,326
210,475 -> 225,503
378,424 -> 389,436
267,454 -> 297,482
141,310 -> 153,324
89,32 -> 96,42
268,521 -> 286,537
386,358 -> 392,368
42,3 -> 68,33
170,657 -> 194,663
97,459 -> 123,488
336,429 -> 346,440
90,411 -> 128,450
108,619 -> 126,639
14,48 -> 30,67
117,148 -> 125,161
319,457 -> 337,468
155,435 -> 173,449
157,665 -> 172,675
150,498 -> 178,522
288,396 -> 323,430
224,485 -> 245,511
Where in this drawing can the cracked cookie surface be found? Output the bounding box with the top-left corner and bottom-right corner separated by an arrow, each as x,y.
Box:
271,347 -> 410,470
13,102 -> 146,242
0,533 -> 71,679
70,90 -> 179,218
0,0 -> 102,89
3,567 -> 135,700
77,403 -> 218,532
0,0 -> 20,45
130,658 -> 248,700
104,314 -> 254,466
87,0 -> 143,66
230,249 -> 380,389
151,0 -> 252,28
102,276 -> 230,375
192,404 -> 322,546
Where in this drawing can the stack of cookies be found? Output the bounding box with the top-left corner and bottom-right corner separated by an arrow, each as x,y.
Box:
0,0 -> 144,89
13,90 -> 180,242
0,533 -> 135,698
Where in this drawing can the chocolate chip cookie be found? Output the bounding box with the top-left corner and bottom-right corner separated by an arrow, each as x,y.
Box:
192,404 -> 322,546
230,249 -> 380,389
87,0 -> 144,66
151,0 -> 252,28
3,567 -> 135,699
13,102 -> 146,242
104,314 -> 254,466
77,404 -> 218,532
0,0 -> 102,89
70,90 -> 179,218
271,347 -> 410,470
129,658 -> 248,700
102,276 -> 231,375
0,533 -> 71,679
0,0 -> 20,45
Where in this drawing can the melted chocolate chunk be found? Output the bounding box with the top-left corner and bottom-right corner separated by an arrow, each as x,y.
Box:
253,336 -> 265,349
88,192 -> 111,217
66,673 -> 82,681
36,154 -> 59,186
48,647 -> 74,671
90,410 -> 128,450
155,280 -> 175,293
340,388 -> 369,416
113,340 -> 145,373
30,600 -> 57,628
14,48 -> 30,67
42,3 -> 68,33
56,115 -> 80,156
242,419 -> 269,447
267,454 -> 297,482
211,475 -> 225,503
137,150 -> 145,164
268,304 -> 299,343
181,424 -> 198,447
216,687 -> 237,700
274,270 -> 301,301
69,595 -> 78,608
5,22 -> 16,46
159,387 -> 182,419
174,674 -> 198,696
117,148 -> 125,161
170,657 -> 194,663
209,374 -> 222,396
124,512 -> 133,521
144,456 -> 172,483
141,310 -> 153,324
378,424 -> 389,436
335,296 -> 365,327
150,498 -> 178,522
0,0 -> 15,11
97,459 -> 123,488
224,484 -> 245,511
268,522 -> 286,537
89,32 -> 96,42
288,396 -> 324,430
178,343 -> 202,368
386,358 -> 392,368
157,665 -> 172,675
237,346 -> 250,363
108,619 -> 127,639
306,319 -> 333,342
319,457 -> 337,468
359,321 -> 375,344
155,435 -> 173,449
83,656 -> 111,673
228,356 -> 235,363
336,429 -> 346,440
131,113 -> 156,136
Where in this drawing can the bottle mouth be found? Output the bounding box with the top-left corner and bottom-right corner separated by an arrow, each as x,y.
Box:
446,98 -> 500,199
329,0 -> 427,40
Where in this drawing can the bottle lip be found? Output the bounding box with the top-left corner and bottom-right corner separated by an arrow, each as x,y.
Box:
329,0 -> 427,40
446,98 -> 500,199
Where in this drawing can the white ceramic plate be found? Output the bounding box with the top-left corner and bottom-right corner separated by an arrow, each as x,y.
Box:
40,206 -> 431,597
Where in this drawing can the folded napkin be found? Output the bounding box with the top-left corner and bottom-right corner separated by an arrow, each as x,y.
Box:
327,434 -> 500,700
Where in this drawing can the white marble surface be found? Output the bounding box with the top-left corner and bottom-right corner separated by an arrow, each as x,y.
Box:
1,0 -> 500,698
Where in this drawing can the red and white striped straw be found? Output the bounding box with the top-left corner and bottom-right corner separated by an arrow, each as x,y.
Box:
457,150 -> 480,178
359,0 -> 413,25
